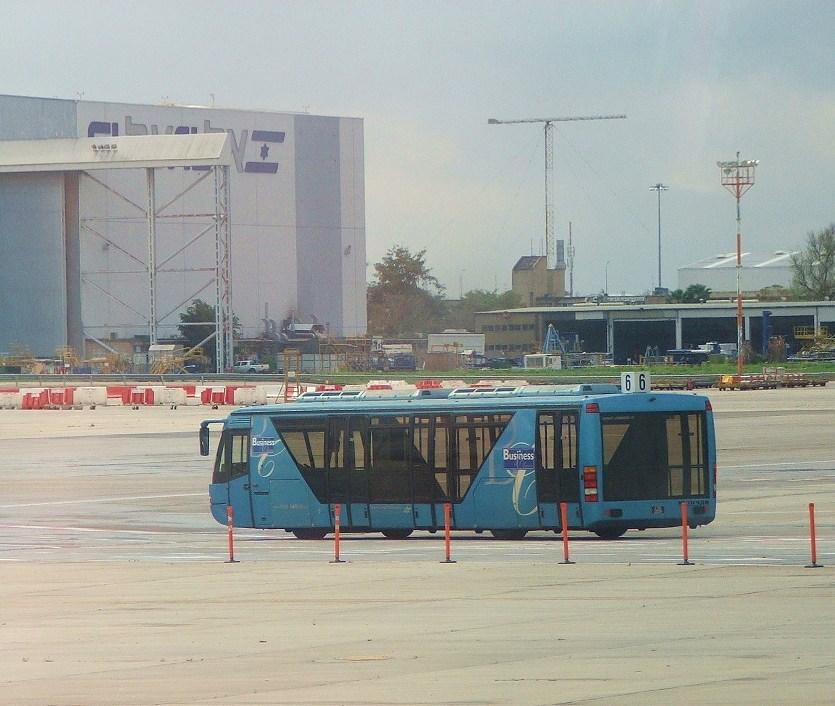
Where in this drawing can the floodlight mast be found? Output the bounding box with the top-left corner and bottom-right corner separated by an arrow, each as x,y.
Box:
488,114 -> 626,271
649,183 -> 669,289
717,152 -> 759,376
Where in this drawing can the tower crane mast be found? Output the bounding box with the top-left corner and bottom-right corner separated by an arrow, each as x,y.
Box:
488,114 -> 625,272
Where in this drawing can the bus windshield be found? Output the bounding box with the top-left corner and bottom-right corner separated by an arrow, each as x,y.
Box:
600,411 -> 708,501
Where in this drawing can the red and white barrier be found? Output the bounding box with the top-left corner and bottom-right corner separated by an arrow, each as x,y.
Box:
4,382 -> 314,409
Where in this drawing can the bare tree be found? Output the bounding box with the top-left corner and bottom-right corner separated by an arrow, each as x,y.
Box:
791,224 -> 835,300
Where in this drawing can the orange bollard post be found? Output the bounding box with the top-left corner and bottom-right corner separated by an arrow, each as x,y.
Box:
806,502 -> 823,568
678,501 -> 693,565
559,502 -> 574,564
440,502 -> 456,563
331,503 -> 345,563
225,506 -> 238,563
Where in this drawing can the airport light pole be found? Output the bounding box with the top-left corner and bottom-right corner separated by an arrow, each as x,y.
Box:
717,153 -> 758,376
649,183 -> 668,290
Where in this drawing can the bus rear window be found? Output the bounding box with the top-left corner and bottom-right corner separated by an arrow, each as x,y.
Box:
601,412 -> 708,501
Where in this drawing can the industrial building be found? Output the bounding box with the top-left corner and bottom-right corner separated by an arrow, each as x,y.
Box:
512,249 -> 567,306
0,94 -> 366,366
476,299 -> 835,365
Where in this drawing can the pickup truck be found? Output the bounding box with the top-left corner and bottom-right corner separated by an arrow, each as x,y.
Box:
233,359 -> 270,373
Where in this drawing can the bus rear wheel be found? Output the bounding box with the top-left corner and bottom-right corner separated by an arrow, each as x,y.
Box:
490,529 -> 527,540
593,527 -> 627,539
381,529 -> 413,539
291,529 -> 328,540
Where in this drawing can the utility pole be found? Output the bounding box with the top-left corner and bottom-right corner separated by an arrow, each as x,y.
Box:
488,114 -> 626,273
717,153 -> 759,377
649,183 -> 669,290
567,221 -> 575,297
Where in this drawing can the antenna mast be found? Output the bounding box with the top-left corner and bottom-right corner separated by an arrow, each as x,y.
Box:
488,114 -> 626,271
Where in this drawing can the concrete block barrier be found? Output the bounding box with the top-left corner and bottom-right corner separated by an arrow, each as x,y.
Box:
233,386 -> 258,405
74,387 -> 108,406
0,390 -> 23,409
158,387 -> 188,406
254,385 -> 285,405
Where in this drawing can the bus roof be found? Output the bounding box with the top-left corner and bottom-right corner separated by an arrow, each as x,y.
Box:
218,384 -> 710,419
294,383 -> 621,403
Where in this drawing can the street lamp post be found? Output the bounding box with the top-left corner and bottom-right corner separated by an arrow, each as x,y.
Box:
649,183 -> 668,290
604,260 -> 609,297
717,152 -> 759,376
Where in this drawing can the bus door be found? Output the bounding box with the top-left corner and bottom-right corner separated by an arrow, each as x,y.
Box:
248,416 -> 283,528
365,415 -> 417,532
215,418 -> 253,528
411,415 -> 449,530
536,410 -> 582,530
327,416 -> 370,529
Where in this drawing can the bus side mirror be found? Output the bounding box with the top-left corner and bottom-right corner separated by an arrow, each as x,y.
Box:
199,426 -> 210,456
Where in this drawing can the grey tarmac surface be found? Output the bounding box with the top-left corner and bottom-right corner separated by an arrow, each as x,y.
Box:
0,386 -> 833,705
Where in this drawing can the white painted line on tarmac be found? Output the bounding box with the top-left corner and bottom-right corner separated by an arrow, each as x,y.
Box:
0,492 -> 205,509
0,522 -> 182,535
724,460 -> 835,469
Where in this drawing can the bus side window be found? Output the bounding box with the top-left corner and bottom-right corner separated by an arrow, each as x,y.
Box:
452,413 -> 511,502
229,431 -> 250,480
213,433 -> 230,483
211,429 -> 249,484
413,415 -> 449,502
536,412 -> 579,503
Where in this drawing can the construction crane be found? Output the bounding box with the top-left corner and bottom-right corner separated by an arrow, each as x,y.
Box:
487,114 -> 626,271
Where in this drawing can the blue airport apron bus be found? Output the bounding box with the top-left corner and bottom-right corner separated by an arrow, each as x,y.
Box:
200,385 -> 716,539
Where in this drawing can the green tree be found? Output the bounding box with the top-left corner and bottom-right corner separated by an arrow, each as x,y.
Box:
178,299 -> 241,368
666,284 -> 711,304
367,246 -> 445,337
443,289 -> 521,331
791,223 -> 835,300
178,299 -> 216,355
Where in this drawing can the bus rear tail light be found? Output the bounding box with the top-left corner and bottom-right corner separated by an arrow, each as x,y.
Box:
585,402 -> 600,414
583,465 -> 599,502
705,399 -> 712,411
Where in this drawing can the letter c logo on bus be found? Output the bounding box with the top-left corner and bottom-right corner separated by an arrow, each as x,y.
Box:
503,442 -> 538,516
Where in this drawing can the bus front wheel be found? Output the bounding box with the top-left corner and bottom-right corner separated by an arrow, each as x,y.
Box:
593,527 -> 627,540
291,529 -> 328,540
490,529 -> 527,540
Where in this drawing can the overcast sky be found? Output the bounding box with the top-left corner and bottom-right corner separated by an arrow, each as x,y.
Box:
2,0 -> 833,297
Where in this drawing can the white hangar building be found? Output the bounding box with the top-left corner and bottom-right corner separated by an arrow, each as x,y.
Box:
0,94 -> 366,363
678,251 -> 798,294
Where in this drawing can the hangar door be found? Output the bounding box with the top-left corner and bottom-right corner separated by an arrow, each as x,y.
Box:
0,172 -> 69,355
613,319 -> 675,365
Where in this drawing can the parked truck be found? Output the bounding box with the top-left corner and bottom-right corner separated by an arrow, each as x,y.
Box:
233,359 -> 270,373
